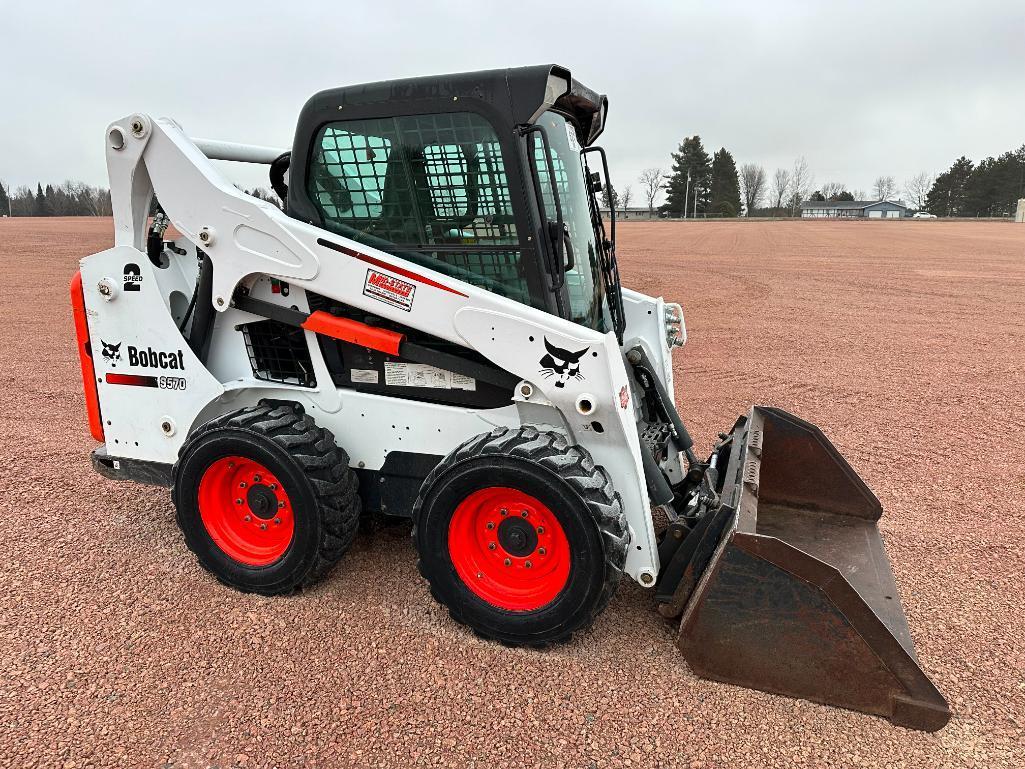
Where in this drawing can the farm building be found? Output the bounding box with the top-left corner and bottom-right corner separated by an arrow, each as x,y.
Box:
599,206 -> 660,221
801,200 -> 909,219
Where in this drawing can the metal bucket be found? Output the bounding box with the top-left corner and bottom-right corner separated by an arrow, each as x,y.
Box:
658,407 -> 949,731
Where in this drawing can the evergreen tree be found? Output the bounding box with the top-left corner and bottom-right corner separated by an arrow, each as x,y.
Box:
963,147 -> 1025,217
832,190 -> 855,202
45,184 -> 57,215
34,183 -> 50,216
0,181 -> 9,216
925,157 -> 974,216
708,148 -> 742,217
661,136 -> 712,217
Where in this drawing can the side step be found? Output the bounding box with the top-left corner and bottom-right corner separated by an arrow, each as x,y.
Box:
657,406 -> 949,732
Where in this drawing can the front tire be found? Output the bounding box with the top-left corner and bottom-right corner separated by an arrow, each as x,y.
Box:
172,402 -> 360,595
413,426 -> 628,646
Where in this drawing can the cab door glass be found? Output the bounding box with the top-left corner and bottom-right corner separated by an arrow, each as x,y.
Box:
528,113 -> 609,332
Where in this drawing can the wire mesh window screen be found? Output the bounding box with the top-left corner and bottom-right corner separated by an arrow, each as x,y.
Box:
531,137 -> 570,222
309,112 -> 530,304
242,321 -> 317,388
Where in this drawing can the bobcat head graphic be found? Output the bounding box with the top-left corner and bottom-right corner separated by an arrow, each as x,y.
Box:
101,340 -> 121,364
539,338 -> 588,388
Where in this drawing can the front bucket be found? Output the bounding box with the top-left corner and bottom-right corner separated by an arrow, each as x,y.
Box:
663,407 -> 949,731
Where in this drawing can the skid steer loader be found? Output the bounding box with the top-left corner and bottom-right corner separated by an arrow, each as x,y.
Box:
71,65 -> 948,730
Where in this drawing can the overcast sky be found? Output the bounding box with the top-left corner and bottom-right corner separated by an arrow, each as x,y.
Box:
3,0 -> 1023,204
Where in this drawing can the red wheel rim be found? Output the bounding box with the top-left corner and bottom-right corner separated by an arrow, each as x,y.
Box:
447,487 -> 571,611
198,456 -> 294,566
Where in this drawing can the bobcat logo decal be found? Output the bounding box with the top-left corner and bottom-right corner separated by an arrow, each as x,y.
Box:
101,340 -> 122,365
539,338 -> 588,388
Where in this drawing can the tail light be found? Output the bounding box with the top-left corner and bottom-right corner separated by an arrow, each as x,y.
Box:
664,302 -> 686,348
70,272 -> 105,441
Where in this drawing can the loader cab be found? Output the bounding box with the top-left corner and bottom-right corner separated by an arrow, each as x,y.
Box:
286,65 -> 624,340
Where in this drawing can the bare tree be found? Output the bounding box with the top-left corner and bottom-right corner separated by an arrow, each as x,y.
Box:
771,168 -> 792,213
821,181 -> 846,200
872,175 -> 897,201
851,189 -> 867,201
789,156 -> 813,215
739,163 -> 766,215
638,168 -> 664,214
619,185 -> 633,210
904,172 -> 933,210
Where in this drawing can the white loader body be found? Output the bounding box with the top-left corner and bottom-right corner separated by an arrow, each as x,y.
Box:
78,113 -> 683,586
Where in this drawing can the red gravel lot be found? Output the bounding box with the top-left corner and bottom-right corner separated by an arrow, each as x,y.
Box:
2,218 -> 1023,768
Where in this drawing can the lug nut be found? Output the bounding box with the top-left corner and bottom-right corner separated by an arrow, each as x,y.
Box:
500,508 -> 508,516
539,547 -> 546,555
269,483 -> 277,490
486,521 -> 495,530
244,515 -> 252,522
536,526 -> 544,534
260,523 -> 268,531
273,517 -> 281,525
503,558 -> 511,566
488,542 -> 496,551
278,501 -> 285,508
525,561 -> 532,569
239,481 -> 247,488
253,474 -> 262,482
520,510 -> 529,518
235,498 -> 243,505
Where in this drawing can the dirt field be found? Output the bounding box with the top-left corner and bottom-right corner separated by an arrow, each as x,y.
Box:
2,217 -> 1022,768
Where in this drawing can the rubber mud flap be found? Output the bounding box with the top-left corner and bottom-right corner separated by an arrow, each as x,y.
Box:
673,406 -> 950,732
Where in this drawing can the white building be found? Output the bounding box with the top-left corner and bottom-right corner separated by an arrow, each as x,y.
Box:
800,200 -> 910,219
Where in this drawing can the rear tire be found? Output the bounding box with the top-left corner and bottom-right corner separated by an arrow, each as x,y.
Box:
413,426 -> 628,647
172,401 -> 360,595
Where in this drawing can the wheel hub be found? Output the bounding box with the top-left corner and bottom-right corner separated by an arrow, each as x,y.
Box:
246,484 -> 278,520
497,517 -> 538,557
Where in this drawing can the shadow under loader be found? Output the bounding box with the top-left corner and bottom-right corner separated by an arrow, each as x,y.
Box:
656,407 -> 949,732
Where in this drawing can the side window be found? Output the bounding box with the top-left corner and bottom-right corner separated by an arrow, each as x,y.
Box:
309,113 -> 536,306
311,121 -> 394,221
531,137 -> 569,222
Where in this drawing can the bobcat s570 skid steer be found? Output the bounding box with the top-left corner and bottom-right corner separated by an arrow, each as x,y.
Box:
72,65 -> 949,731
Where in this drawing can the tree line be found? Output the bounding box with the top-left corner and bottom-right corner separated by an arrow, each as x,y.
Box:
923,147 -> 1024,217
0,180 -> 282,217
628,137 -> 1025,218
0,181 -> 113,217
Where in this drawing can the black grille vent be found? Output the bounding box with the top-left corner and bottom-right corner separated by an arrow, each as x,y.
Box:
242,320 -> 316,388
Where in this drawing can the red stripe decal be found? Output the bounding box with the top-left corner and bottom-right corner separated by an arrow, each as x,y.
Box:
106,373 -> 159,387
317,238 -> 468,298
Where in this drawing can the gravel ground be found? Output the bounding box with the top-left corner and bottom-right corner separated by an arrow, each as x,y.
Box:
2,217 -> 1022,768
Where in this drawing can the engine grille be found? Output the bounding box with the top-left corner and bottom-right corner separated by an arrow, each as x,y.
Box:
242,320 -> 316,388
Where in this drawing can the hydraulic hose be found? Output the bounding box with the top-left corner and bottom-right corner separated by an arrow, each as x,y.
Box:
188,253 -> 215,364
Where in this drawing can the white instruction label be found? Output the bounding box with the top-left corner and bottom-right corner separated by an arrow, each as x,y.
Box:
565,121 -> 581,152
384,362 -> 476,391
350,368 -> 380,384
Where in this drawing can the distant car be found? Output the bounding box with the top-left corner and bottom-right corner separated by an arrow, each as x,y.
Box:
912,212 -> 937,219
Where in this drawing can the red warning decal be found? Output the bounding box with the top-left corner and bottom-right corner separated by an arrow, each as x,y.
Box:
363,269 -> 416,311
